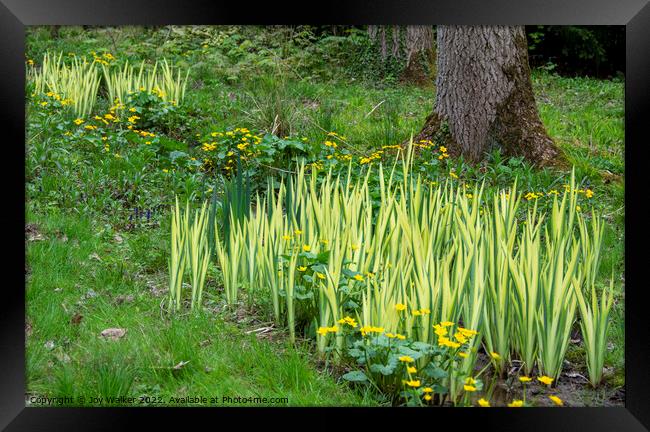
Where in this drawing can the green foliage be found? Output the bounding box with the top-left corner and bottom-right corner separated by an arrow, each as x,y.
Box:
29,52 -> 101,116
26,25 -> 625,407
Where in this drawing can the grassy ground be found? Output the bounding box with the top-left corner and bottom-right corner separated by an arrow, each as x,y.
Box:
25,26 -> 625,406
26,209 -> 375,406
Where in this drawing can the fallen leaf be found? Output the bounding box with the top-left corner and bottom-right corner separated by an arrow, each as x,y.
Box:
84,289 -> 98,299
100,328 -> 127,340
70,313 -> 83,325
115,294 -> 134,305
88,252 -> 102,262
55,351 -> 71,363
113,234 -> 123,244
44,340 -> 55,350
173,360 -> 190,370
26,224 -> 45,241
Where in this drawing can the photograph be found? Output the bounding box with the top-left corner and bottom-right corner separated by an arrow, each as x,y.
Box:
22,23 -> 627,410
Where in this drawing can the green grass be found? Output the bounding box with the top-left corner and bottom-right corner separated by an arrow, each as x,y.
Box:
26,210 -> 374,406
25,25 -> 625,406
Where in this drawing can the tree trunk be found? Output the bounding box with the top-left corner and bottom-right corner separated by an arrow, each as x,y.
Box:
368,25 -> 434,84
414,25 -> 559,165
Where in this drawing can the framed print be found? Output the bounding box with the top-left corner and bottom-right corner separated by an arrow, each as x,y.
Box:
2,0 -> 649,429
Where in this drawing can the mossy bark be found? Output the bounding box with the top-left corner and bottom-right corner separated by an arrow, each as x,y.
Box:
414,25 -> 560,166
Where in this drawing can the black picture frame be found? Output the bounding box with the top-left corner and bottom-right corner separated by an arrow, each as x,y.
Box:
2,0 -> 648,429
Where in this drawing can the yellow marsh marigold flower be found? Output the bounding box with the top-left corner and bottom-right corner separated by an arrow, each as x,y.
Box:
440,321 -> 454,327
404,380 -> 421,388
478,398 -> 490,407
423,387 -> 433,394
457,327 -> 478,337
585,189 -> 594,198
302,245 -> 311,252
433,325 -> 448,337
439,338 -> 461,349
395,334 -> 406,340
465,377 -> 476,385
317,327 -> 329,336
519,376 -> 532,383
464,385 -> 476,392
507,400 -> 524,407
395,303 -> 407,312
399,355 -> 414,363
338,316 -> 357,327
549,395 -> 563,406
424,394 -> 432,401
537,376 -> 554,386
294,229 -> 302,235
283,234 -> 292,241
454,332 -> 468,344
351,243 -> 360,251
490,352 -> 501,360
407,366 -> 417,374
297,266 -> 307,272
459,352 -> 469,358
73,118 -> 84,125
315,272 -> 326,280
353,274 -> 364,281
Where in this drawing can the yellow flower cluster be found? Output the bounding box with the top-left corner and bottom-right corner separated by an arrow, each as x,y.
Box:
524,192 -> 545,200
91,51 -> 115,66
42,91 -> 74,106
360,325 -> 384,337
202,142 -> 217,151
317,325 -> 338,336
433,322 -> 477,349
384,332 -> 406,340
327,131 -> 346,141
337,316 -> 358,328
412,308 -> 431,316
360,150 -> 384,165
151,86 -> 165,99
414,140 -> 450,160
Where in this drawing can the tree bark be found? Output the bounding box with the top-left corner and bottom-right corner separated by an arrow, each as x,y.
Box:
413,25 -> 559,165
